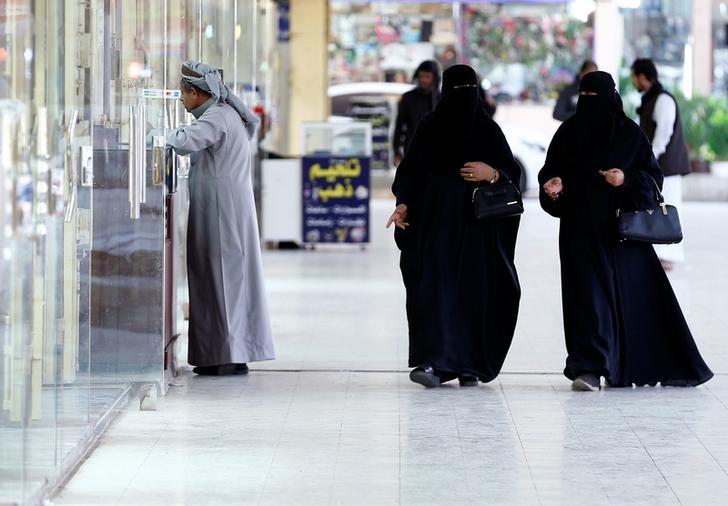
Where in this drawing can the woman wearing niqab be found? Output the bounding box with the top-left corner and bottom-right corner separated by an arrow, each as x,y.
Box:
387,65 -> 522,388
539,71 -> 712,391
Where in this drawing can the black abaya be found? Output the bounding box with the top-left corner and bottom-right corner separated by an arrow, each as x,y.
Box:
392,67 -> 522,383
538,106 -> 713,387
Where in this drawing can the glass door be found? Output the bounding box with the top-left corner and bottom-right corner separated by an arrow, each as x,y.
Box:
1,0 -> 271,502
86,0 -> 169,400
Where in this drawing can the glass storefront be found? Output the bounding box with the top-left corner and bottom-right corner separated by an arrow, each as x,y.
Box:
0,1 -> 273,503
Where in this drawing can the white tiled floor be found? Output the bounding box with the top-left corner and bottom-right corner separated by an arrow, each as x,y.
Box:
54,199 -> 728,506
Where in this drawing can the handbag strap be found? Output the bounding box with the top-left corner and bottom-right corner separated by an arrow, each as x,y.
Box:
473,168 -> 521,195
645,174 -> 665,204
644,174 -> 670,215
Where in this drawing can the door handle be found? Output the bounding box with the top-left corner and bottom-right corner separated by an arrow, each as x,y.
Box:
138,101 -> 147,204
129,105 -> 140,219
64,109 -> 79,223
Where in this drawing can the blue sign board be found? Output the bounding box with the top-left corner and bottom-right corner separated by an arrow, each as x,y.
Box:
302,156 -> 370,244
278,2 -> 290,42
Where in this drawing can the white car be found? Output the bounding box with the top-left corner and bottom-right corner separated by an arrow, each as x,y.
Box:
498,122 -> 549,194
328,82 -> 549,194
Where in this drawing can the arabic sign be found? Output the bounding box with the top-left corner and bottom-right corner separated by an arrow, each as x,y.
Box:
302,156 -> 370,244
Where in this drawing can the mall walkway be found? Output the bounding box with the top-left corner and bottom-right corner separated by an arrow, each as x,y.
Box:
54,199 -> 728,506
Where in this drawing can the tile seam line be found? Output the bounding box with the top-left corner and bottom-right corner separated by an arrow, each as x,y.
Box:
328,370 -> 351,505
705,384 -> 728,411
617,404 -> 683,505
244,369 -> 728,376
682,418 -> 728,477
498,380 -> 543,506
258,369 -> 300,499
550,381 -> 617,504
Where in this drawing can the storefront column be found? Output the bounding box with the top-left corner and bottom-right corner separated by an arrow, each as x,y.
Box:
288,0 -> 329,155
593,0 -> 623,81
692,0 -> 713,96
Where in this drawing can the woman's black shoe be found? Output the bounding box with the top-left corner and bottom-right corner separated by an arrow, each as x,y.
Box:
458,374 -> 478,387
409,366 -> 440,388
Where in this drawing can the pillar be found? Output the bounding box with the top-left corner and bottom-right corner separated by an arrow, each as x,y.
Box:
593,0 -> 623,82
287,0 -> 329,155
691,0 -> 713,96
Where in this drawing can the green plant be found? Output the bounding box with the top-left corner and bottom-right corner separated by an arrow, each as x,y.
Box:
707,105 -> 728,160
674,91 -> 728,161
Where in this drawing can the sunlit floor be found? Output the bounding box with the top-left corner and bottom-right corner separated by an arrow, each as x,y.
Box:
54,199 -> 728,505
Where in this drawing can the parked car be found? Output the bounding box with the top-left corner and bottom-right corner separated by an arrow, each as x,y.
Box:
328,82 -> 548,194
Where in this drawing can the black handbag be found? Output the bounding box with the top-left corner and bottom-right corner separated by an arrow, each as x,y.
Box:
616,175 -> 683,244
471,171 -> 524,220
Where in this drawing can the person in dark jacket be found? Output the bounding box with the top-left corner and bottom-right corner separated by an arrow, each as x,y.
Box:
387,65 -> 522,388
552,60 -> 598,122
392,60 -> 441,166
539,71 -> 712,391
631,58 -> 691,271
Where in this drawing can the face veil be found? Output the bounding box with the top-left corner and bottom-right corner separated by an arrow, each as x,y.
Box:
433,65 -> 481,142
574,71 -> 624,163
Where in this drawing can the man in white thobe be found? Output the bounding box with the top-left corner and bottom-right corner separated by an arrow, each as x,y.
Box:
632,58 -> 691,271
166,62 -> 275,375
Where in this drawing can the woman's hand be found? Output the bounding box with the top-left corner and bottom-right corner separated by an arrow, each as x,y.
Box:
543,177 -> 563,200
460,161 -> 498,183
599,168 -> 625,187
386,204 -> 409,230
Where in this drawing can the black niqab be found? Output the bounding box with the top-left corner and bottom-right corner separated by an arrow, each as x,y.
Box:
433,65 -> 481,143
575,71 -> 624,162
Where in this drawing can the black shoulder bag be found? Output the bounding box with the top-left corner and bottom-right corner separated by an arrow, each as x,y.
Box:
471,170 -> 524,220
616,174 -> 683,244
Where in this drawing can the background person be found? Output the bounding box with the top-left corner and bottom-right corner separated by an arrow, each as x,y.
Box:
552,60 -> 598,122
392,60 -> 441,167
632,58 -> 690,271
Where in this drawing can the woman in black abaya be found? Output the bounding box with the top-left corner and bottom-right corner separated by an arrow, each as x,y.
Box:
539,71 -> 712,391
387,65 -> 522,388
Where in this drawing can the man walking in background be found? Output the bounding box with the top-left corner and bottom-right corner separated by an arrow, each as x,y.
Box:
553,60 -> 598,122
632,58 -> 691,271
392,60 -> 441,167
